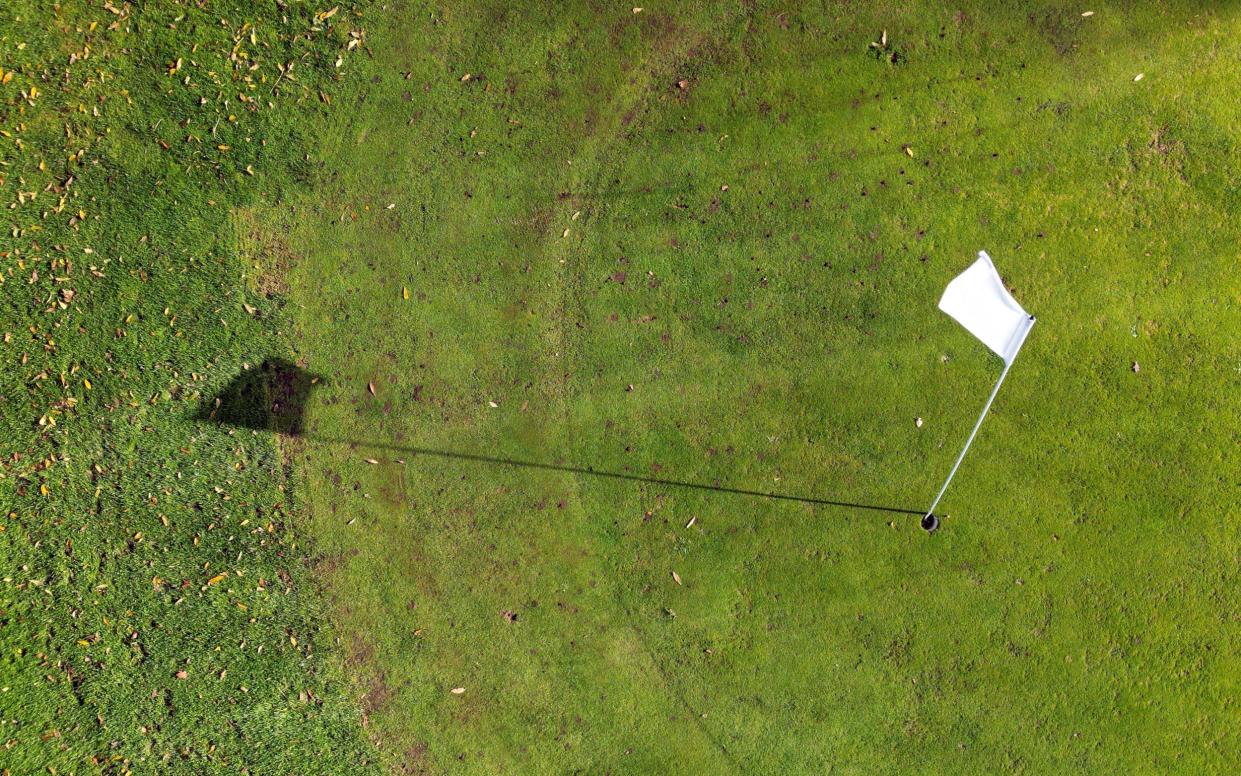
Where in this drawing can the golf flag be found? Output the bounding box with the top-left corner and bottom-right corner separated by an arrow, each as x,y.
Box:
938,251 -> 1033,364
922,251 -> 1035,527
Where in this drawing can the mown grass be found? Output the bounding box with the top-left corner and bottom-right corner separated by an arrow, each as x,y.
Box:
268,1 -> 1241,773
0,1 -> 377,772
4,1 -> 1239,774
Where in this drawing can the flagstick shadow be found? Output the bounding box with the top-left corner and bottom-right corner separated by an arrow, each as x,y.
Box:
305,435 -> 928,518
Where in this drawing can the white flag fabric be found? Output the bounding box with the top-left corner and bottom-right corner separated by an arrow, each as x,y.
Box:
938,251 -> 1034,364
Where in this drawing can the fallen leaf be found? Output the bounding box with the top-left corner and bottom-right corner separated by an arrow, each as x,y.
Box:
207,572 -> 228,586
1134,73 -> 1144,82
686,515 -> 697,528
402,286 -> 410,300
1081,10 -> 1095,17
451,687 -> 465,694
175,670 -> 188,680
367,381 -> 376,395
365,458 -> 379,465
672,571 -> 682,585
915,416 -> 924,427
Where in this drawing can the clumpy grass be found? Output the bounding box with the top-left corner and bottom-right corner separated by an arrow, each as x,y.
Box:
0,1 -> 376,772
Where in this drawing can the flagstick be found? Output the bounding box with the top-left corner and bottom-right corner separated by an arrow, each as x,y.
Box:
924,316 -> 1035,525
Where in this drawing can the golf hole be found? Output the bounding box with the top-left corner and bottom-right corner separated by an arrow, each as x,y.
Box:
921,514 -> 940,533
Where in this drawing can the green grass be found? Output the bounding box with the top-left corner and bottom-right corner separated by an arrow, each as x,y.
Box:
0,1 -> 377,772
4,0 -> 1240,774
274,1 -> 1240,772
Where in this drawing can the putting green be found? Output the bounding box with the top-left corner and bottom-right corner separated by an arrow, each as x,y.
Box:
270,2 -> 1240,772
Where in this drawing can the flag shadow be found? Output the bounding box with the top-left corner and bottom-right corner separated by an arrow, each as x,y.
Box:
305,435 -> 928,518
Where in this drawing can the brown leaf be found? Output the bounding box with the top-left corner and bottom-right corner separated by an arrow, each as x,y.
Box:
367,381 -> 376,395
671,570 -> 682,585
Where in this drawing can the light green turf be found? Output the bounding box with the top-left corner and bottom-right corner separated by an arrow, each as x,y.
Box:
271,1 -> 1240,772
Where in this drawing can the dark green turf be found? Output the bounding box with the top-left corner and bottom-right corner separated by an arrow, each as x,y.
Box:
0,2 -> 376,772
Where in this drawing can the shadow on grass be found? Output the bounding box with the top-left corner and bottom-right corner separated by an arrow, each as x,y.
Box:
195,358 -> 322,436
197,361 -> 928,518
306,436 -> 928,518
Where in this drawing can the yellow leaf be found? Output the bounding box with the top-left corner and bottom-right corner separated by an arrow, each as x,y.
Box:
40,483 -> 49,496
83,378 -> 92,390
207,572 -> 228,586
402,286 -> 410,300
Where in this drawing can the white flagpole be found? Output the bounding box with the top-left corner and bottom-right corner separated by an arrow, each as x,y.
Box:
924,315 -> 1035,522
